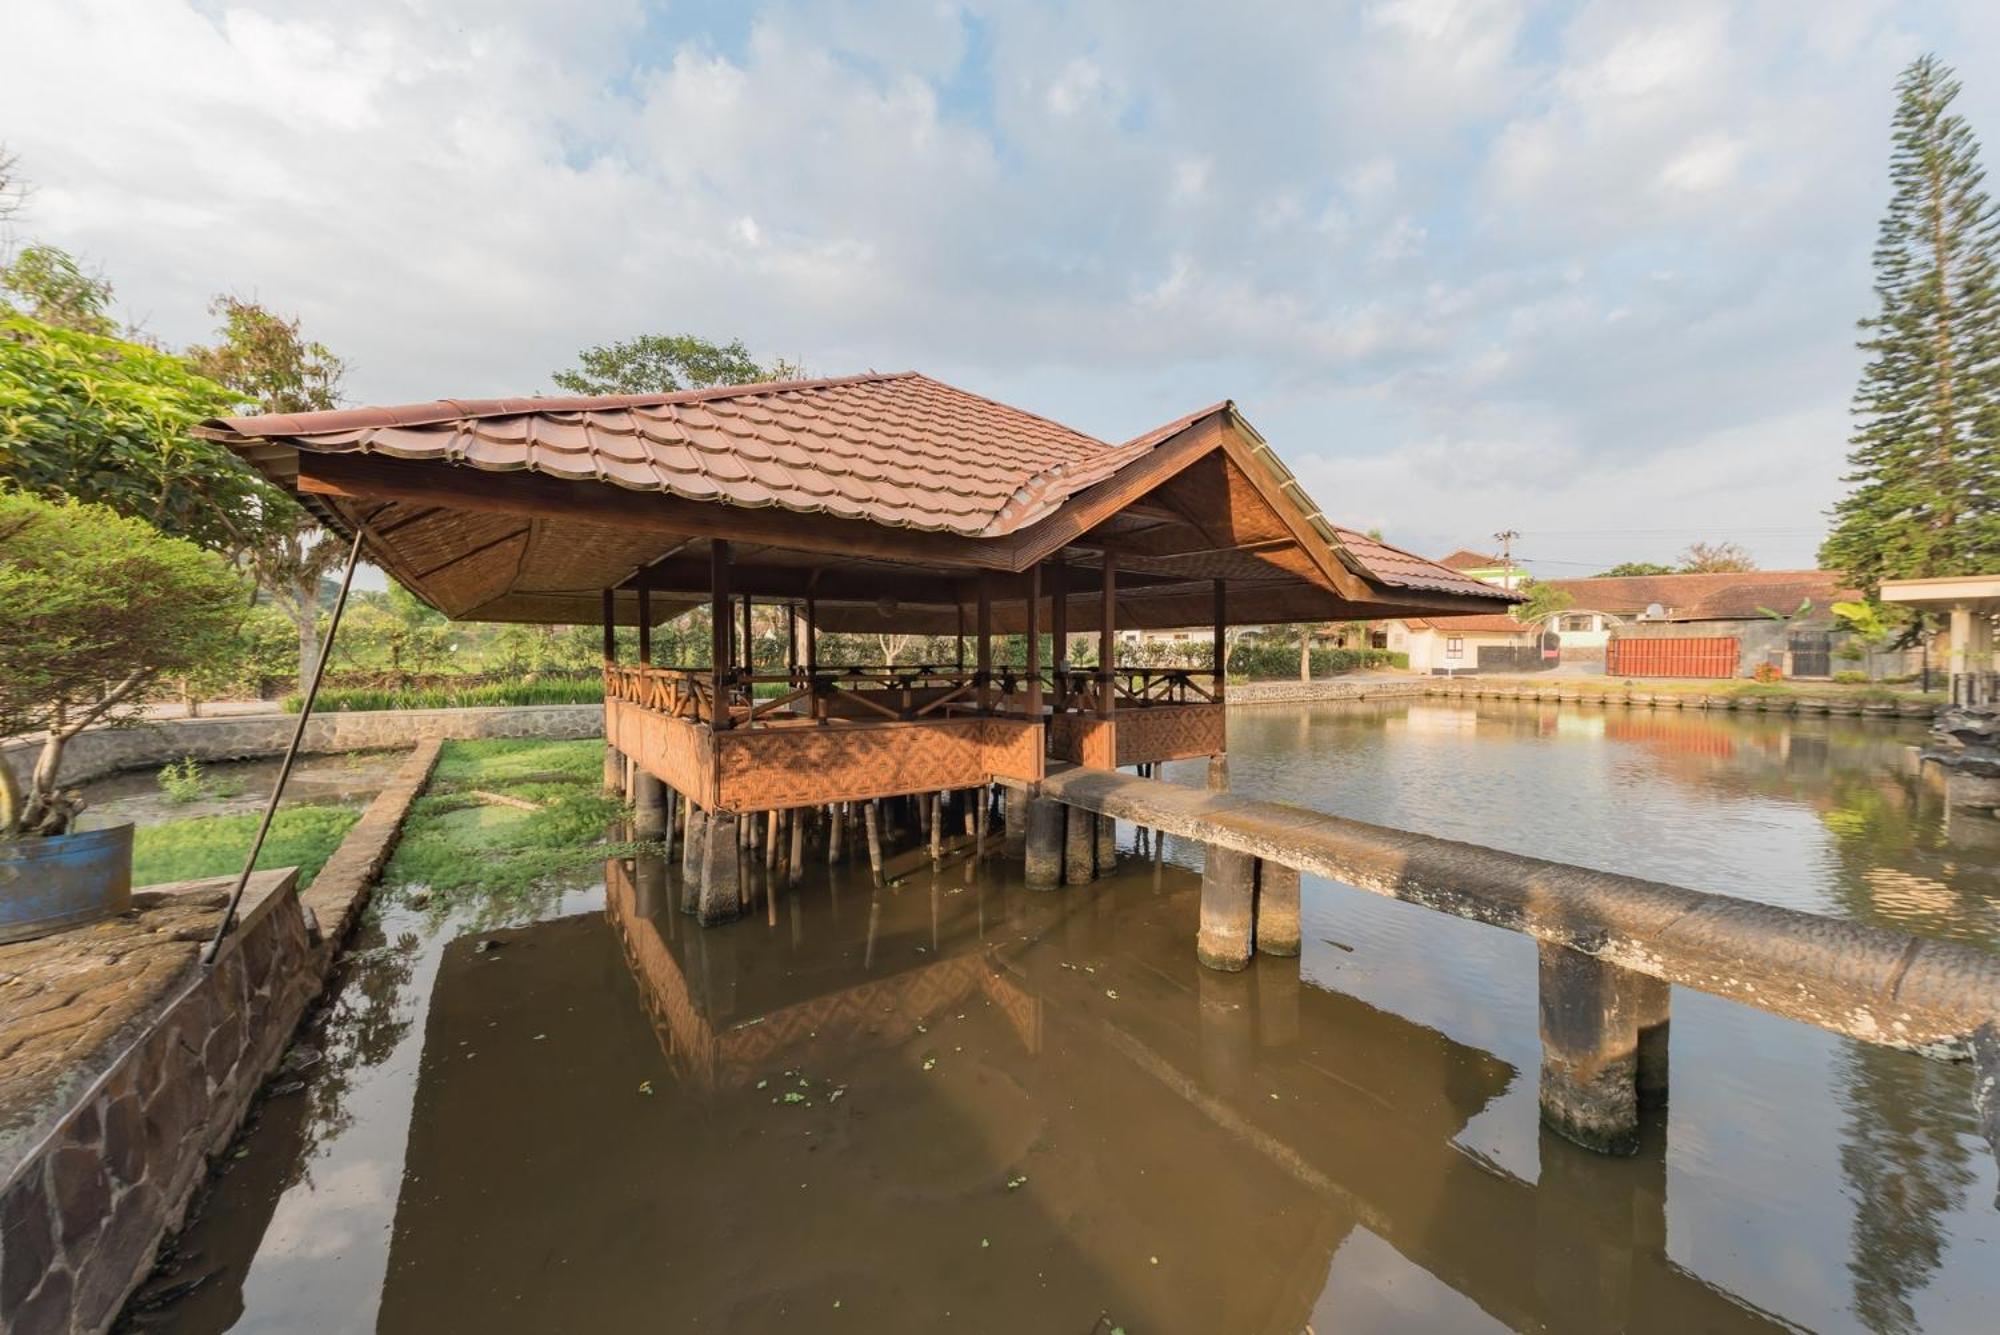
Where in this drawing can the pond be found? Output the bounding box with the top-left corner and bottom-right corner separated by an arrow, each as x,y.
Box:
135,702 -> 2000,1334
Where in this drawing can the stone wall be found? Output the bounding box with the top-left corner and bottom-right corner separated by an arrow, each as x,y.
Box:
0,870 -> 315,1334
4,704 -> 602,789
1227,678 -> 1427,707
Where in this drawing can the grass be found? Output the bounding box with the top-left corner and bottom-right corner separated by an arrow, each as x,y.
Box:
285,677 -> 603,714
379,738 -> 639,928
131,805 -> 363,889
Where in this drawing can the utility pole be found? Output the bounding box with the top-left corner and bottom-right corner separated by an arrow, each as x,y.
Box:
1493,530 -> 1521,589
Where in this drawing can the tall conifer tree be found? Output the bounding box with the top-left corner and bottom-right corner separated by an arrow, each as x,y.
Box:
1822,55 -> 2000,592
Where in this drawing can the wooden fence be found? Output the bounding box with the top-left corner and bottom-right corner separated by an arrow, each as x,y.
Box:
1605,636 -> 1739,679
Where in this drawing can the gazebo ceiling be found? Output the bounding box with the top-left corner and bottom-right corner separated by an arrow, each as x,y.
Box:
200,372 -> 1517,631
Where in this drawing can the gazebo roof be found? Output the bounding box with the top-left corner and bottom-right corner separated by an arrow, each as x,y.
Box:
201,373 -> 1515,632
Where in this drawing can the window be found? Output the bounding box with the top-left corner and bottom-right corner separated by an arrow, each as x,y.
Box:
1559,614 -> 1595,633
1445,636 -> 1464,659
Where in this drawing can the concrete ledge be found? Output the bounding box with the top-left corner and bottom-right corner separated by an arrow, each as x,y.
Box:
0,870 -> 313,1333
1041,763 -> 2000,1058
4,703 -> 603,789
300,740 -> 443,956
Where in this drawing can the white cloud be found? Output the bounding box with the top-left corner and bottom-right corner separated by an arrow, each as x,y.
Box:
3,0 -> 1997,571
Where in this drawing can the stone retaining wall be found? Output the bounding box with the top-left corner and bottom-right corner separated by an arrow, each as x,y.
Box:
0,870 -> 314,1333
1226,678 -> 1427,707
4,704 -> 602,789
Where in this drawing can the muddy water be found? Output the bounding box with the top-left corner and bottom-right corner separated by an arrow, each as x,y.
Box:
141,702 -> 2000,1334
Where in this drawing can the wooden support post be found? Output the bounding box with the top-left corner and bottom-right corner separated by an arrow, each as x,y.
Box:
1024,563 -> 1042,719
1050,560 -> 1068,711
662,787 -> 678,862
1537,944 -> 1646,1154
828,802 -> 844,863
1063,802 -> 1094,886
976,575 -> 993,711
637,587 -> 652,665
1099,550 -> 1117,718
1212,578 -> 1226,702
1254,860 -> 1301,956
974,787 -> 989,859
956,600 -> 966,673
789,808 -> 805,886
864,801 -> 886,885
1025,795 -> 1063,890
786,602 -> 797,677
698,810 -> 742,925
710,542 -> 733,730
603,744 -> 622,795
634,771 -> 667,840
929,793 -> 944,864
1197,844 -> 1256,971
804,595 -> 820,720
602,588 -> 616,664
742,592 -> 755,679
765,810 -> 781,872
1096,813 -> 1115,872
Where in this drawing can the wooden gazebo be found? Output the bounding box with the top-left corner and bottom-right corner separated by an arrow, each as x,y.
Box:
204,371 -> 1513,918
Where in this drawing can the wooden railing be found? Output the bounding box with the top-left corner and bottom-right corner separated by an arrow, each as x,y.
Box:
606,662 -> 1225,728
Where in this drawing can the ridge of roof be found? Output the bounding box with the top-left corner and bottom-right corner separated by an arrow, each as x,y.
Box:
205,369 -> 922,439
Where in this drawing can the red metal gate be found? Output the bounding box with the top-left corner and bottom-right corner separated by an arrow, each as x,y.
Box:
1606,637 -> 1739,678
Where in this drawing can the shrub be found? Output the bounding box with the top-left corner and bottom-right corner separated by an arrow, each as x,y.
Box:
0,491 -> 244,837
157,757 -> 206,803
285,676 -> 605,713
1833,670 -> 1869,685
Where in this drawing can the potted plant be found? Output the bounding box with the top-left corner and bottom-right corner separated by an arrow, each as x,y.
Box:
1,491 -> 242,941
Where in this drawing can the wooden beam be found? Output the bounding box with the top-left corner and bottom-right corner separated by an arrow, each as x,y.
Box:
710,541 -> 732,731
1050,559 -> 1069,710
624,555 -> 1174,602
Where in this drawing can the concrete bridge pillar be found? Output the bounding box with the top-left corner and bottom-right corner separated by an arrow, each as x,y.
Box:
1025,795 -> 1064,890
603,743 -> 623,794
1063,803 -> 1096,885
1254,861 -> 1301,957
1198,844 -> 1256,971
633,771 -> 668,840
680,806 -> 707,910
1537,944 -> 1651,1154
1096,813 -> 1117,873
697,810 -> 743,925
1003,786 -> 1029,860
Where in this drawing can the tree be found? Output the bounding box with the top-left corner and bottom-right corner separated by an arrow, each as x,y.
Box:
1677,541 -> 1757,573
1595,561 -> 1676,577
0,143 -> 24,222
551,334 -> 785,396
0,243 -> 114,334
186,297 -> 352,692
0,312 -> 261,549
1823,55 -> 2000,593
1512,579 -> 1575,627
0,491 -> 244,837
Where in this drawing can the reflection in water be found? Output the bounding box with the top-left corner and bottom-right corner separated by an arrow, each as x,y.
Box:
145,702 -> 2000,1333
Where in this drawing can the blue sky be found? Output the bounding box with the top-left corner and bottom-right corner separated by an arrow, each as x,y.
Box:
6,0 -> 2000,574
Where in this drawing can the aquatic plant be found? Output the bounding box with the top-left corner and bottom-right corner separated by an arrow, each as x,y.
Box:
131,804 -> 361,888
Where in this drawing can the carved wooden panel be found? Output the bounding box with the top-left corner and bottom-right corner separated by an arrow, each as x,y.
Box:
1114,703 -> 1226,766
1047,704 -> 1224,767
607,698 -> 717,807
715,717 -> 1041,811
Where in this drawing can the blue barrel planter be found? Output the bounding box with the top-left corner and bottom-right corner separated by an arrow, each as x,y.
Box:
0,823 -> 134,944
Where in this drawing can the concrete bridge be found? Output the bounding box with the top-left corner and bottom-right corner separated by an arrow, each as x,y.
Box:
1032,761 -> 2000,1162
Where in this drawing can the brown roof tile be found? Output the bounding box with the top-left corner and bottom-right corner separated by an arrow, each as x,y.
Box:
1546,571 -> 1858,620
1337,530 -> 1517,601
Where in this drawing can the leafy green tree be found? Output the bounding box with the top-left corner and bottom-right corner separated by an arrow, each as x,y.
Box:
187,296 -> 352,691
1677,541 -> 1757,573
1594,561 -> 1676,577
0,491 -> 244,837
1823,55 -> 2000,592
0,243 -> 114,334
0,143 -> 23,222
0,312 -> 261,549
1511,579 -> 1575,627
551,334 -> 779,395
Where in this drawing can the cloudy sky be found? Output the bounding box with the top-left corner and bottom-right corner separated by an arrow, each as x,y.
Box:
6,0 -> 1999,575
